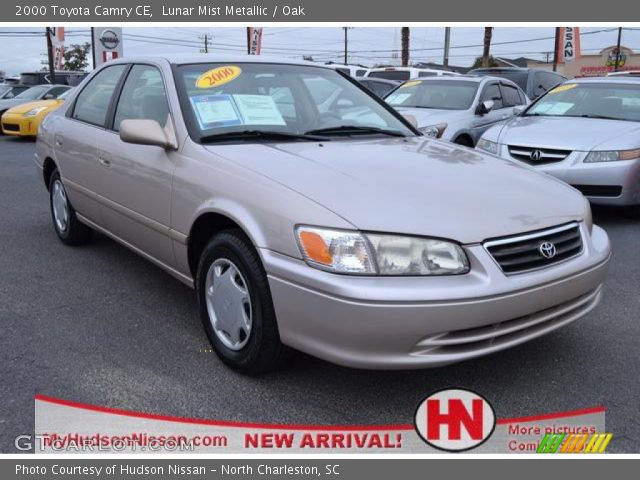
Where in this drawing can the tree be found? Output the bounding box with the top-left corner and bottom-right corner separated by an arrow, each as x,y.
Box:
482,27 -> 493,67
62,43 -> 91,71
472,55 -> 499,69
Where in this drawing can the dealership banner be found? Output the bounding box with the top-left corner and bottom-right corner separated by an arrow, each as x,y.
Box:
32,394 -> 606,454
5,0 -> 640,21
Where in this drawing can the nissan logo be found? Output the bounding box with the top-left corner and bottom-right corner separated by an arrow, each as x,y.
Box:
539,241 -> 557,259
99,29 -> 120,50
529,150 -> 543,161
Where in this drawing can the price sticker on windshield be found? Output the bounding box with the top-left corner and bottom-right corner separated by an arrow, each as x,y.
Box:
195,66 -> 242,89
549,83 -> 578,94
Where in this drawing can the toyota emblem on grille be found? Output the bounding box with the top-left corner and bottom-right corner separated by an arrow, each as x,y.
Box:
530,150 -> 543,161
539,241 -> 557,259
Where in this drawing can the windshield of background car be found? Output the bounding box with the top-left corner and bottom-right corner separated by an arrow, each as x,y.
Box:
386,79 -> 478,110
175,63 -> 414,141
526,82 -> 640,122
14,85 -> 49,100
367,70 -> 411,81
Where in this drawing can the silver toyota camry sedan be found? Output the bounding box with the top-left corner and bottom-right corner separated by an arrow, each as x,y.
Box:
35,55 -> 611,373
478,77 -> 640,207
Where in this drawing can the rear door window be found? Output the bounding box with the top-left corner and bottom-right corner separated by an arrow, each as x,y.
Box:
72,65 -> 127,127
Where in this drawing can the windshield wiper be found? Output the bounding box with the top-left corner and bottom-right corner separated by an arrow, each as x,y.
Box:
200,130 -> 329,144
578,114 -> 624,121
304,125 -> 407,137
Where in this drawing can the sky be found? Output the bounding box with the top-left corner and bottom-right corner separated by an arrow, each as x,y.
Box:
1,26 -> 639,76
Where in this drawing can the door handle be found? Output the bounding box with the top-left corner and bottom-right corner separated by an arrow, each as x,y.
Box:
54,134 -> 63,147
98,152 -> 112,167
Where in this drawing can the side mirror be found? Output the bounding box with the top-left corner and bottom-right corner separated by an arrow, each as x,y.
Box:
120,119 -> 177,150
513,105 -> 526,115
43,93 -> 55,100
403,114 -> 418,128
477,100 -> 494,115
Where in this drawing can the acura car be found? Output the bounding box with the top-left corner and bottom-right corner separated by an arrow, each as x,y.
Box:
35,56 -> 611,373
385,76 -> 528,146
478,77 -> 640,207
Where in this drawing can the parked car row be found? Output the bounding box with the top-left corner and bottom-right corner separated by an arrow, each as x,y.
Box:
33,55 -> 613,374
0,84 -> 72,136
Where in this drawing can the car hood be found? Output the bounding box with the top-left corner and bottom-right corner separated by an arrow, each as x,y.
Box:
394,107 -> 469,127
0,98 -> 31,111
497,115 -> 640,151
205,137 -> 587,244
5,99 -> 60,114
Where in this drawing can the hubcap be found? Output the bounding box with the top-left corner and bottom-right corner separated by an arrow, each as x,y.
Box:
52,180 -> 69,233
205,258 -> 253,351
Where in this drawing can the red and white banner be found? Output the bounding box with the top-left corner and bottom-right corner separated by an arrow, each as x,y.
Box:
49,27 -> 65,70
556,27 -> 581,64
33,394 -> 605,454
248,27 -> 264,55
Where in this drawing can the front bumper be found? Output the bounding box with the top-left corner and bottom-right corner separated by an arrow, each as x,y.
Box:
1,113 -> 37,137
262,223 -> 611,369
500,146 -> 640,206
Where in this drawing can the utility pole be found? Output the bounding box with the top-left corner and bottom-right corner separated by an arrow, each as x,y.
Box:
343,27 -> 349,65
552,27 -> 560,72
401,27 -> 410,67
45,27 -> 56,84
614,27 -> 623,72
443,27 -> 451,69
199,33 -> 210,53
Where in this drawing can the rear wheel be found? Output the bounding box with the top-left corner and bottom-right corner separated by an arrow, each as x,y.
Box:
196,229 -> 291,374
49,170 -> 93,245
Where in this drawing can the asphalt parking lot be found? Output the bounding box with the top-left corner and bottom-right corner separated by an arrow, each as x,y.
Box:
0,134 -> 638,453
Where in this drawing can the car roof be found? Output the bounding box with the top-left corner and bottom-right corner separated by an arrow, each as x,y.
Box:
570,76 -> 640,85
403,75 -> 520,87
357,77 -> 400,85
110,54 -> 324,69
470,67 -> 529,72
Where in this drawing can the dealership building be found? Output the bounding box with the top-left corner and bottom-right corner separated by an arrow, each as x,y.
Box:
522,45 -> 640,78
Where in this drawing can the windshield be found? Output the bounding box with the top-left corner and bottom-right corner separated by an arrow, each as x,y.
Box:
526,82 -> 640,122
175,63 -> 414,142
385,80 -> 478,110
368,70 -> 411,81
14,85 -> 49,100
0,85 -> 10,95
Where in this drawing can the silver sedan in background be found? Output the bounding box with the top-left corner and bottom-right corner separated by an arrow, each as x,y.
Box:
385,76 -> 528,146
478,77 -> 640,207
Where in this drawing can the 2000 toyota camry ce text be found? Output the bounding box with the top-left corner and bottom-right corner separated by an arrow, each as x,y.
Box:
35,56 -> 612,373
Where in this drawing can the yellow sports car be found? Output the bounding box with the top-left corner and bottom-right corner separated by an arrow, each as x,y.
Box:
1,89 -> 72,137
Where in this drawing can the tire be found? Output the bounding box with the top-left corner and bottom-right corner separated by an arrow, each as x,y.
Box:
454,136 -> 474,148
196,229 -> 291,374
48,170 -> 93,245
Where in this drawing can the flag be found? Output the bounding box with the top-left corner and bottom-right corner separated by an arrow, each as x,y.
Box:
248,27 -> 263,55
556,27 -> 581,64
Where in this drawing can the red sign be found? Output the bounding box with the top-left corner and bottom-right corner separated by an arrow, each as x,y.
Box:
414,388 -> 496,451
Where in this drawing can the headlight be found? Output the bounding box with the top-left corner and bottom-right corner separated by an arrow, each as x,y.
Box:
295,226 -> 469,276
23,107 -> 47,117
584,149 -> 640,163
419,123 -> 447,138
477,138 -> 499,154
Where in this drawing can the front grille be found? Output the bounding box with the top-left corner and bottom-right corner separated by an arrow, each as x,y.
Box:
572,184 -> 622,198
508,145 -> 571,165
2,123 -> 19,132
485,223 -> 583,274
412,287 -> 601,358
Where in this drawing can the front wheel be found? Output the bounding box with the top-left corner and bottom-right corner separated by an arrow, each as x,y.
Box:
196,230 -> 291,374
49,170 -> 93,245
